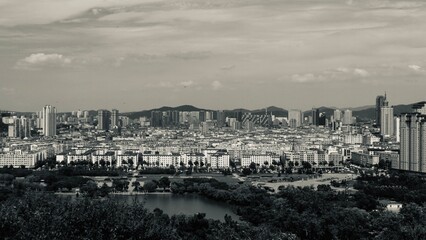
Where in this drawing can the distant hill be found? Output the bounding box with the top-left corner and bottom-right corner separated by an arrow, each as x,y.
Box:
352,104 -> 414,121
352,108 -> 376,121
6,102 -> 419,121
348,105 -> 375,111
121,103 -> 420,120
122,105 -> 208,119
252,106 -> 288,117
303,107 -> 336,118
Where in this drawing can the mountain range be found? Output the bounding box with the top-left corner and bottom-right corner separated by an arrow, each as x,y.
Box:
120,103 -> 415,120
3,103 -> 417,121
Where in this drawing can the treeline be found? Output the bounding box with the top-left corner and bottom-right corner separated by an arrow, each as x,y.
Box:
139,167 -> 176,175
57,166 -> 120,177
0,168 -> 33,177
354,173 -> 426,204
170,178 -> 426,239
0,192 -> 296,240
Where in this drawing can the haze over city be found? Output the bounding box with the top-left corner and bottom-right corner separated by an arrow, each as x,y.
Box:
1,0 -> 426,112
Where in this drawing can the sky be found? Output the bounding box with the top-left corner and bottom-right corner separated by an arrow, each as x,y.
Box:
1,0 -> 426,112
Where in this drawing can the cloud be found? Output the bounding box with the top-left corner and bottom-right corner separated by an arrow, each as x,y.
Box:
408,64 -> 422,72
290,67 -> 372,84
15,53 -> 71,70
221,65 -> 235,71
211,80 -> 223,90
291,73 -> 316,83
168,51 -> 211,60
353,68 -> 370,77
180,80 -> 195,87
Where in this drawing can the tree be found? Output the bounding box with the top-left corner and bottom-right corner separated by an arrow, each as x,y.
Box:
143,181 -> 158,192
99,159 -> 106,168
302,161 -> 312,169
188,160 -> 194,170
158,177 -> 171,191
179,161 -> 185,170
242,168 -> 251,176
230,160 -> 237,172
128,159 -> 134,168
112,179 -> 129,192
317,184 -> 332,191
249,162 -> 257,173
132,181 -> 141,192
99,183 -> 111,197
80,181 -> 99,198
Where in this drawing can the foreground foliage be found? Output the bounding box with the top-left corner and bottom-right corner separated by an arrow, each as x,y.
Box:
0,192 -> 296,240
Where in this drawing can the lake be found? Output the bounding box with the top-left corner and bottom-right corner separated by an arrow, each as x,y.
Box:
112,193 -> 241,222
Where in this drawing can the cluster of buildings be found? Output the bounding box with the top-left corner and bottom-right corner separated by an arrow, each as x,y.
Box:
0,96 -> 425,174
1,105 -> 56,139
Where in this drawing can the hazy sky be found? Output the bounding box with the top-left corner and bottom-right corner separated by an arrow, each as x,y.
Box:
1,0 -> 426,112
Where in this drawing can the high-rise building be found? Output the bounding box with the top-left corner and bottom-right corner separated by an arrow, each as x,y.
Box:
312,108 -> 320,126
412,101 -> 426,114
111,109 -> 119,129
8,118 -> 20,138
98,110 -> 111,130
333,109 -> 342,122
83,111 -> 89,119
150,111 -> 162,127
398,112 -> 426,173
380,96 -> 394,137
342,109 -> 352,125
20,116 -> 31,138
41,105 -> 56,136
205,111 -> 213,121
288,110 -> 303,128
216,110 -> 226,127
394,116 -> 400,142
376,94 -> 387,126
245,121 -> 255,132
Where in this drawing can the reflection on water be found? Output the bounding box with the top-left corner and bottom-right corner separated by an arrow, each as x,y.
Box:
112,193 -> 240,222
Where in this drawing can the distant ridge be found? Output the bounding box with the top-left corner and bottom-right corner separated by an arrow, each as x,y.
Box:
116,103 -> 418,120
4,102 -> 421,120
122,105 -> 208,119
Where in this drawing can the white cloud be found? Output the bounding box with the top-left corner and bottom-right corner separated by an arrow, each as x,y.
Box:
291,73 -> 316,83
353,68 -> 370,77
408,64 -> 422,71
15,53 -> 71,70
211,80 -> 223,90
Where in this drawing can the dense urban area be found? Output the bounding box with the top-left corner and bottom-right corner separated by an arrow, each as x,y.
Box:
1,95 -> 426,239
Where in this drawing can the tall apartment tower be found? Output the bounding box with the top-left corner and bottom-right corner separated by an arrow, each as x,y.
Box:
394,116 -> 400,142
343,109 -> 353,125
41,105 -> 56,136
376,94 -> 387,126
312,108 -> 320,126
97,110 -> 111,130
216,110 -> 226,127
111,109 -> 119,129
399,113 -> 426,173
380,98 -> 394,137
333,109 -> 342,122
288,109 -> 303,128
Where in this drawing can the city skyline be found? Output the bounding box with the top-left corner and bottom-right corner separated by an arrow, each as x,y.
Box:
0,96 -> 423,113
2,0 -> 426,111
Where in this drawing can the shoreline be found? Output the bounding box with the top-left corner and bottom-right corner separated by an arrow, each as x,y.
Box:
55,191 -> 173,196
